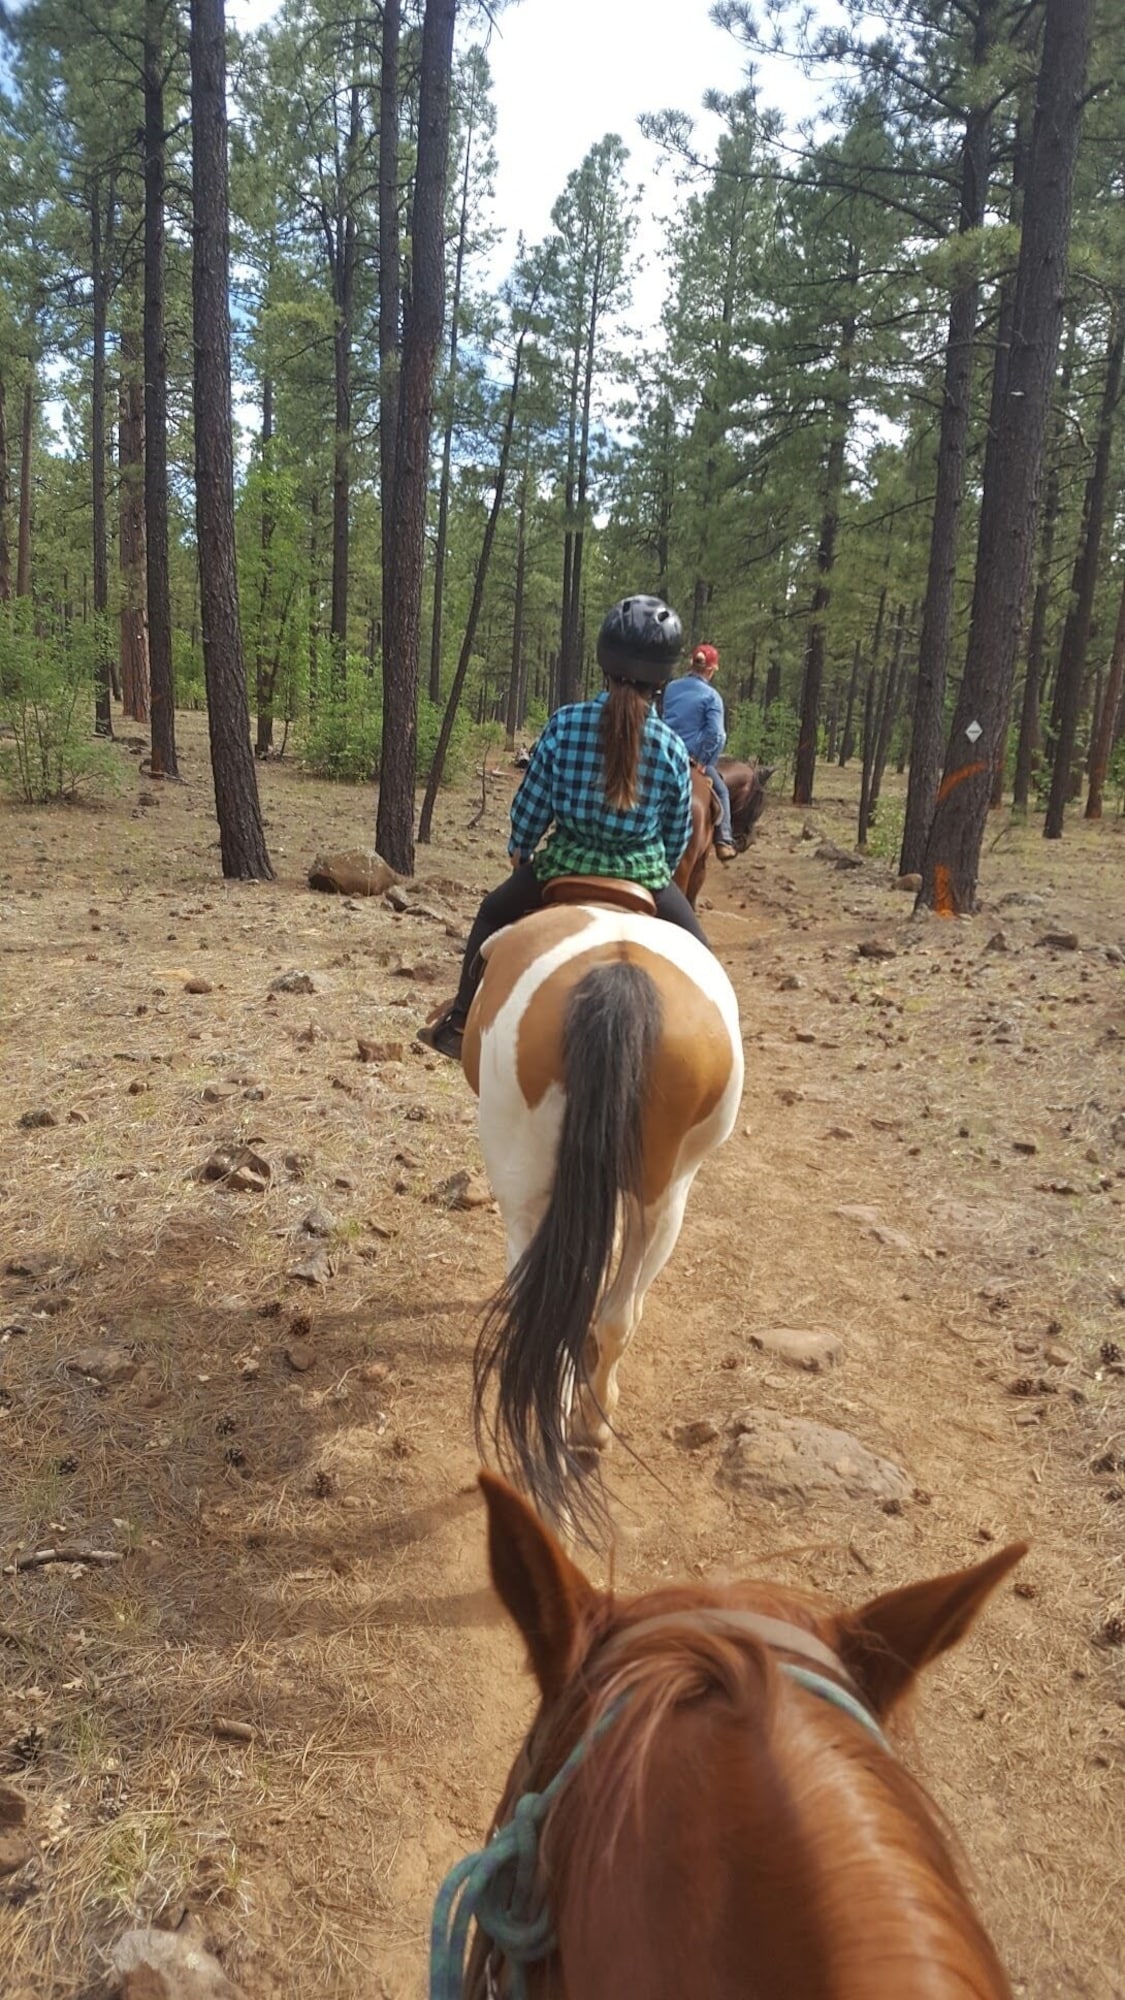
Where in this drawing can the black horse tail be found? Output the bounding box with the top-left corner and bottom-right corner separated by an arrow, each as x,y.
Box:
473,959 -> 662,1541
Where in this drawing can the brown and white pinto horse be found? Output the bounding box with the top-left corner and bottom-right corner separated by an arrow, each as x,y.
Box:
674,756 -> 775,908
462,892 -> 742,1534
449,1475 -> 1026,2000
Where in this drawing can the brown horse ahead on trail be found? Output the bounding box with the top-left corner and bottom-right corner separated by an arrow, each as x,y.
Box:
431,1475 -> 1026,2000
674,756 -> 775,908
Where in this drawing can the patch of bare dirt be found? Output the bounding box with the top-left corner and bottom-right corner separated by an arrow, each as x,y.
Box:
1,717 -> 1123,1998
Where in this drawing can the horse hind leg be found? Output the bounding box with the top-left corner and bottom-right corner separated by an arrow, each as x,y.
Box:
572,1177 -> 694,1452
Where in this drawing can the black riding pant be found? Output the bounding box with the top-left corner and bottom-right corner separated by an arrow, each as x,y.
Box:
449,864 -> 709,1023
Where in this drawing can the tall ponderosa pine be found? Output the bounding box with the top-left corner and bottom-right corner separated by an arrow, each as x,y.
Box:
920,0 -> 1093,913
189,0 -> 271,879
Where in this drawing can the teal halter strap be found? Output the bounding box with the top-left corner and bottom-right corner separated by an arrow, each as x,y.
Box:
429,1613 -> 889,1998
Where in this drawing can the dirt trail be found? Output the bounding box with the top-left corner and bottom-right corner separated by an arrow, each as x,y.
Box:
1,724 -> 1123,1998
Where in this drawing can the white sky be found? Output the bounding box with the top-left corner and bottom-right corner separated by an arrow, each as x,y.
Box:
230,0 -> 832,332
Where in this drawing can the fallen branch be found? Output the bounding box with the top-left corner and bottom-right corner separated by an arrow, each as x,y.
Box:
3,1547 -> 126,1576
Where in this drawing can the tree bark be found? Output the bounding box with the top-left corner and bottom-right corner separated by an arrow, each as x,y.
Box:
90,175 -> 115,737
1085,572 -> 1125,818
16,369 -> 33,599
418,315 -> 532,843
378,0 -> 401,684
919,0 -> 1092,913
428,63 -> 477,703
254,374 -> 276,756
329,52 -> 362,685
375,0 -> 457,877
857,667 -> 878,848
505,456 -> 530,749
899,0 -> 996,875
0,368 -> 11,603
118,325 -> 150,723
794,256 -> 856,806
144,0 -> 178,778
1013,329 -> 1074,811
838,638 -> 862,766
1044,309 -> 1124,838
870,600 -> 907,818
189,0 -> 273,879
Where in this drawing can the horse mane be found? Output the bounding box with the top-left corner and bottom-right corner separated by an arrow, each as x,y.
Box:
528,1583 -> 1011,1999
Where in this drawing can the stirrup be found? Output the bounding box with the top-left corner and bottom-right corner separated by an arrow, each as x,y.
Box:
416,1011 -> 464,1061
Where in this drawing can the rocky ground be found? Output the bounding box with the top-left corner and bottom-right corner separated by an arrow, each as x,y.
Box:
1,715 -> 1123,1998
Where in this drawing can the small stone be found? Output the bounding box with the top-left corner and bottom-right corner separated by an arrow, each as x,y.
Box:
202,1084 -> 237,1105
285,1340 -> 315,1372
778,973 -> 805,991
239,1356 -> 261,1380
719,1413 -> 911,1506
200,1144 -> 270,1192
184,977 -> 213,994
428,1170 -> 493,1211
672,1418 -> 720,1450
0,1831 -> 33,1876
858,938 -> 897,960
112,1916 -> 245,1999
128,1078 -> 151,1096
65,1344 -> 136,1387
308,849 -> 398,897
1012,1138 -> 1038,1155
68,1108 -> 89,1125
1037,931 -> 1079,952
300,1207 -> 336,1238
334,1174 -> 356,1191
357,1038 -> 406,1064
269,969 -> 317,994
985,930 -> 1009,952
748,1326 -> 842,1372
815,841 -> 864,870
0,1783 -> 29,1827
284,1151 -> 312,1178
17,1109 -> 58,1129
826,1125 -> 856,1141
894,873 -> 922,893
1044,1343 -> 1075,1368
243,1085 -> 267,1102
835,1205 -> 918,1256
289,1246 -> 335,1286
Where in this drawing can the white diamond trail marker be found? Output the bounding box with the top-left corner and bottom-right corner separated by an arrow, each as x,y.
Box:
965,720 -> 983,744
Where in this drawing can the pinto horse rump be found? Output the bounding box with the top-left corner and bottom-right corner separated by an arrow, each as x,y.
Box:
462,902 -> 742,1529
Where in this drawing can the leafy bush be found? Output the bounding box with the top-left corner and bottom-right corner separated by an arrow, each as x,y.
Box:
301,669 -> 382,781
0,612 -> 120,804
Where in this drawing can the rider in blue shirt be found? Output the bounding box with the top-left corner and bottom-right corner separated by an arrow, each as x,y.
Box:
661,643 -> 736,860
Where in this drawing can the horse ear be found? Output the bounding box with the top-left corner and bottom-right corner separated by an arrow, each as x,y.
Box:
479,1472 -> 601,1702
836,1541 -> 1027,1717
757,764 -> 777,784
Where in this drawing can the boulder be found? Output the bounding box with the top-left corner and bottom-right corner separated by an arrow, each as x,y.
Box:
308,849 -> 399,897
718,1412 -> 911,1507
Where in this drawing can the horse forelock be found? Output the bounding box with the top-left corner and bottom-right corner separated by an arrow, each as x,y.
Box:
508,1579 -> 1011,1999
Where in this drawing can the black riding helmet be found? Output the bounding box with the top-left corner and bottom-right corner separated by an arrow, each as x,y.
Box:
596,595 -> 683,690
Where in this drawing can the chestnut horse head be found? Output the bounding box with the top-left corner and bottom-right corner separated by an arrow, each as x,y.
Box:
673,758 -> 776,909
435,1476 -> 1025,2000
461,900 -> 743,1539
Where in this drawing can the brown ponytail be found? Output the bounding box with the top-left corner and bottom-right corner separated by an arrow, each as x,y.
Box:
600,679 -> 652,810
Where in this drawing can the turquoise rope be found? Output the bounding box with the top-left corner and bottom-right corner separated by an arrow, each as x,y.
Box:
429,1703 -> 623,2000
430,1666 -> 887,1996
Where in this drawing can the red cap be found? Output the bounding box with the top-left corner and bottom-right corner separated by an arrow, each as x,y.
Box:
692,644 -> 719,670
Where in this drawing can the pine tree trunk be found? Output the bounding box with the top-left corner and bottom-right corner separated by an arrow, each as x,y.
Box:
1013,330 -> 1073,810
857,667 -> 878,847
1044,310 -> 1124,838
375,0 -> 456,876
0,370 -> 11,603
428,67 -> 475,703
919,0 -> 1092,913
255,375 -> 276,756
330,68 -> 361,687
1085,572 -> 1125,818
794,407 -> 849,805
505,460 -> 529,749
91,176 -> 114,737
418,320 -> 531,842
189,0 -> 272,880
838,638 -> 862,766
870,601 -> 907,817
379,0 -> 401,685
144,0 -> 178,778
118,325 -> 150,723
899,1 -> 996,875
16,369 -> 33,598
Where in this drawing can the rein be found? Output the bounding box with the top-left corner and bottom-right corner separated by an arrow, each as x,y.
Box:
429,1609 -> 890,1999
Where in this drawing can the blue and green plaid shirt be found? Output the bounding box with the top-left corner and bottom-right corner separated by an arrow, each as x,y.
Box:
509,693 -> 693,888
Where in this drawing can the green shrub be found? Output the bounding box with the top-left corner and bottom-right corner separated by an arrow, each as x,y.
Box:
0,612 -> 120,804
302,670 -> 382,781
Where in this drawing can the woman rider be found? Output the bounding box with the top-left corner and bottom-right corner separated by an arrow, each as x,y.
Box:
418,594 -> 709,1062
